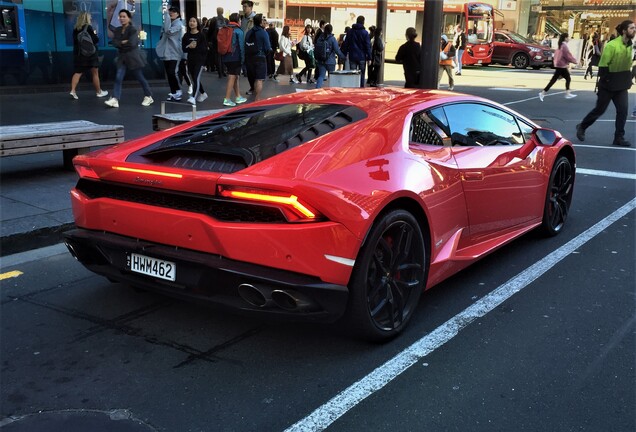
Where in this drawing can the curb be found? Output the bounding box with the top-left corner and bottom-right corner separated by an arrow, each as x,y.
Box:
1,223 -> 75,257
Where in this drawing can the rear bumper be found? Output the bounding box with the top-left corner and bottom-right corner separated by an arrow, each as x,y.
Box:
64,228 -> 349,322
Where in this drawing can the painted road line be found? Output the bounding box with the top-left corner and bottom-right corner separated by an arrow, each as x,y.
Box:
0,270 -> 23,280
284,198 -> 636,432
489,88 -> 531,91
575,144 -> 636,151
503,91 -> 568,105
577,168 -> 636,180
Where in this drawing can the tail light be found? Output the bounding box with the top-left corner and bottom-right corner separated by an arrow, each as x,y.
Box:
217,185 -> 324,223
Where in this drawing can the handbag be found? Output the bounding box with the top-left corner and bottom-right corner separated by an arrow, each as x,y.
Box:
274,51 -> 284,61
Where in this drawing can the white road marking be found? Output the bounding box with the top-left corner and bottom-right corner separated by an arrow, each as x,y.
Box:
577,168 -> 636,180
575,144 -> 636,151
489,88 -> 531,92
502,90 -> 568,105
284,198 -> 636,432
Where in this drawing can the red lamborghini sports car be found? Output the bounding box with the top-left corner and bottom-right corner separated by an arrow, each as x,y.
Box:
64,88 -> 575,340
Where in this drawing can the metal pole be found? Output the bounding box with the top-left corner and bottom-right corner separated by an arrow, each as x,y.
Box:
419,0 -> 444,89
376,0 -> 387,85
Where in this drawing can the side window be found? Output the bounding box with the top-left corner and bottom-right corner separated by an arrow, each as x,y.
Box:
410,112 -> 443,146
517,120 -> 535,142
495,33 -> 506,42
443,103 -> 525,146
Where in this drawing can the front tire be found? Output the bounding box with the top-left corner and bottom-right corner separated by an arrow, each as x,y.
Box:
347,210 -> 427,341
541,156 -> 574,236
512,53 -> 529,69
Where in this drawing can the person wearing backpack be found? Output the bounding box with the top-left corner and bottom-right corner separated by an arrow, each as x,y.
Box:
221,13 -> 246,107
207,7 -> 228,78
341,16 -> 372,87
69,12 -> 108,100
314,24 -> 345,89
244,14 -> 271,101
156,7 -> 186,101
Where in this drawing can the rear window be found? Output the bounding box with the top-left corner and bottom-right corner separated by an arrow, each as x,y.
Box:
129,103 -> 367,172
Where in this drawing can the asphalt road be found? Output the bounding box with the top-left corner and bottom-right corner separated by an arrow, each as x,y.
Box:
1,66 -> 635,431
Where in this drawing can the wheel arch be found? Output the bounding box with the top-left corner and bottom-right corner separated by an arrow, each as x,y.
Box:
365,197 -> 432,271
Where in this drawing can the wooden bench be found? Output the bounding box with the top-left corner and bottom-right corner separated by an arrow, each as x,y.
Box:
0,120 -> 125,169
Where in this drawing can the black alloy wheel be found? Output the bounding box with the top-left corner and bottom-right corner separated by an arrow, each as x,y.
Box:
347,210 -> 426,341
542,156 -> 574,236
513,53 -> 529,69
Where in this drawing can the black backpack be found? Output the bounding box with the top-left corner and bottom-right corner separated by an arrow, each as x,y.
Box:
245,29 -> 259,57
314,34 -> 331,62
77,25 -> 96,57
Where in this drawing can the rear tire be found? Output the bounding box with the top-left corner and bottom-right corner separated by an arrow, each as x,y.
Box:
541,156 -> 574,236
346,210 -> 426,341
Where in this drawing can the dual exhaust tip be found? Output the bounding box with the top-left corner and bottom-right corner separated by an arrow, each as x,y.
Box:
238,283 -> 317,312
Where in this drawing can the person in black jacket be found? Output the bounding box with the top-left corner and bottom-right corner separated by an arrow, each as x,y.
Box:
183,17 -> 209,105
266,22 -> 279,80
395,27 -> 420,88
453,25 -> 466,75
69,12 -> 108,99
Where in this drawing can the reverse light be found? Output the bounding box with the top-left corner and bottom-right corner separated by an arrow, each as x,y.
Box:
112,166 -> 183,178
217,185 -> 322,222
73,159 -> 98,179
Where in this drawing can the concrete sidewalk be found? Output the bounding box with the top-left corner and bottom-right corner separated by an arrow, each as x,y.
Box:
0,70 -> 329,256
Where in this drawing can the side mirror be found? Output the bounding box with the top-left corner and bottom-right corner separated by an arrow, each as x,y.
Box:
533,128 -> 559,146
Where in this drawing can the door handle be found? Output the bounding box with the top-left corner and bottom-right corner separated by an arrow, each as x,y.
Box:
463,171 -> 484,181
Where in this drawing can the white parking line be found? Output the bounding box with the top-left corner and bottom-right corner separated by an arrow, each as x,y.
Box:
284,198 -> 636,432
502,91 -> 568,105
575,144 -> 636,151
577,168 -> 636,180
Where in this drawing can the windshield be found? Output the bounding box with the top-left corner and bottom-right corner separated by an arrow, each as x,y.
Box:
507,31 -> 535,44
466,17 -> 493,44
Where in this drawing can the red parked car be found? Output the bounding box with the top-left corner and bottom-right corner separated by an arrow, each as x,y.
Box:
491,30 -> 554,69
65,88 -> 575,340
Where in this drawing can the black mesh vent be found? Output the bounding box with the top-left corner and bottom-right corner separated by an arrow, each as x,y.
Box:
127,104 -> 367,173
76,179 -> 288,223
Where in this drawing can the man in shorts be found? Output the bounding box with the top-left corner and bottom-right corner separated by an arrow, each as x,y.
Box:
244,14 -> 271,101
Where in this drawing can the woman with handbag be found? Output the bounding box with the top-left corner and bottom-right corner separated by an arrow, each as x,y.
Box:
296,24 -> 316,84
276,26 -> 297,84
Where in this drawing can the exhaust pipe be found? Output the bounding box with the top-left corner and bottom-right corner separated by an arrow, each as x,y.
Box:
65,241 -> 79,260
271,290 -> 317,312
237,283 -> 272,308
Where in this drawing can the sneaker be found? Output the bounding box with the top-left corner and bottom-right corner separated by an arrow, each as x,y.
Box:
455,72 -> 461,76
141,96 -> 154,106
222,98 -> 236,107
307,79 -> 316,84
290,78 -> 299,84
69,91 -> 78,100
272,75 -> 279,82
196,92 -> 208,103
235,96 -> 247,104
187,96 -> 196,105
295,74 -> 302,83
167,93 -> 182,101
96,90 -> 108,98
565,93 -> 577,99
612,137 -> 632,147
448,85 -> 454,91
187,85 -> 193,95
575,124 -> 585,142
246,89 -> 254,95
538,91 -> 545,102
104,98 -> 119,108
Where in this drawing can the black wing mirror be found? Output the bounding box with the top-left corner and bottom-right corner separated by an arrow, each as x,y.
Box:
533,128 -> 559,146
